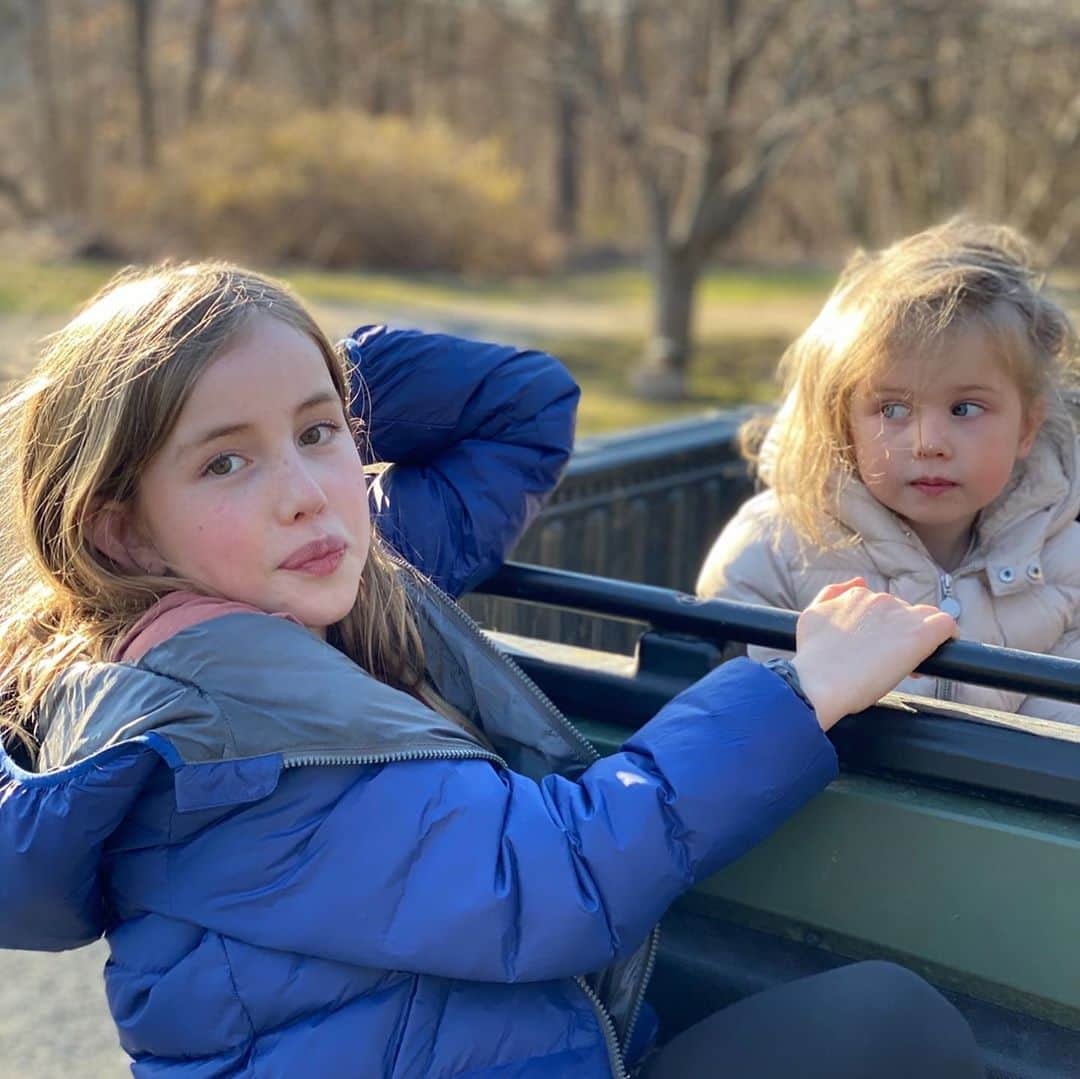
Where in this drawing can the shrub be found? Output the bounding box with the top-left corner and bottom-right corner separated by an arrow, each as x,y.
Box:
101,110 -> 550,275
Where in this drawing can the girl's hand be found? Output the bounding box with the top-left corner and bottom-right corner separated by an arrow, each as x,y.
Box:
790,577 -> 957,731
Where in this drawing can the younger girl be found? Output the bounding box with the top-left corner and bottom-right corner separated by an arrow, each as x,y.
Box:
0,262 -> 978,1078
698,220 -> 1080,722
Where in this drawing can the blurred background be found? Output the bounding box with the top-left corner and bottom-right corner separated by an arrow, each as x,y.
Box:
0,1 -> 1078,1075
1,0 -> 1078,428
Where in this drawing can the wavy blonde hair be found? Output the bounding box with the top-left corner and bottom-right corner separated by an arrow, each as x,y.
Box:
752,219 -> 1079,549
0,262 -> 425,756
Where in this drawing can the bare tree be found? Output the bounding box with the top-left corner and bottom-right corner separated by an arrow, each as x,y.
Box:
555,0 -> 921,397
1009,91 -> 1080,241
827,2 -> 1080,262
227,0 -> 267,86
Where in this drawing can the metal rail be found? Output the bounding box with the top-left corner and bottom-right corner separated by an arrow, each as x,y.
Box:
477,562 -> 1080,705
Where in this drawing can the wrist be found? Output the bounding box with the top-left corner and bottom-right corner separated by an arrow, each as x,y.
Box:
763,657 -> 815,713
783,657 -> 843,731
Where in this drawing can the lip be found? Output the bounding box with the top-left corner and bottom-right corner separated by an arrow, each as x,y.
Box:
279,536 -> 347,575
910,477 -> 959,495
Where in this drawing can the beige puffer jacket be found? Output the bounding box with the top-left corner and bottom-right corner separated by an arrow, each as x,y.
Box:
696,411 -> 1080,723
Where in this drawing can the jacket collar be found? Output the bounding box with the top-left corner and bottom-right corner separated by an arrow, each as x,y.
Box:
35,573 -> 593,782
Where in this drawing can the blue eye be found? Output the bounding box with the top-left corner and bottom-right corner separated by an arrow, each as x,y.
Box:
881,402 -> 912,420
952,402 -> 985,418
204,453 -> 244,477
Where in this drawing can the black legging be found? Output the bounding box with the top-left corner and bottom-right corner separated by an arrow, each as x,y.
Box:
642,961 -> 984,1078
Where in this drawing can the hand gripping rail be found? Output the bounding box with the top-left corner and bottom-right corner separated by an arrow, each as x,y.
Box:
475,563 -> 1080,808
478,563 -> 1080,704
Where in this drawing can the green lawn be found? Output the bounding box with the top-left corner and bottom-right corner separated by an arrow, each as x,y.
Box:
549,335 -> 786,433
0,259 -> 127,316
4,256 -> 1077,435
0,258 -> 830,436
0,258 -> 832,315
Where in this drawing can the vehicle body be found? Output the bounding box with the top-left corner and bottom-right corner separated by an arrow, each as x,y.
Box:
2,411 -> 1077,1078
464,412 -> 1080,1079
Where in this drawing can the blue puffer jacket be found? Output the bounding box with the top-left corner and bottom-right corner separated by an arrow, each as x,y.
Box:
0,328 -> 839,1077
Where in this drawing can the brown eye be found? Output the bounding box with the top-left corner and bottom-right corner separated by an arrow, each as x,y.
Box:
204,453 -> 242,477
299,422 -> 337,447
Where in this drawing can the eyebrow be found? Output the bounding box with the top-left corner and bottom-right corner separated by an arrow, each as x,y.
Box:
174,391 -> 342,459
870,383 -> 999,396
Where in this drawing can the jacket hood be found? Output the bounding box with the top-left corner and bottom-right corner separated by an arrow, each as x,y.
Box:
0,606 -> 486,953
0,578 -> 595,954
0,738 -> 161,950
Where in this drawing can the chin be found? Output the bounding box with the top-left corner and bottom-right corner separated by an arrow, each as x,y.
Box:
303,601 -> 356,633
320,590 -> 362,628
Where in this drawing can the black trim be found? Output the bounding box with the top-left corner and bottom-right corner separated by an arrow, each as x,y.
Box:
507,649 -> 1080,813
478,563 -> 1080,704
475,563 -> 1080,812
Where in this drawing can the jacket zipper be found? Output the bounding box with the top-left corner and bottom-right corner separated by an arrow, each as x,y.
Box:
283,745 -> 506,769
281,739 -> 629,1076
384,554 -> 659,1065
938,572 -> 959,616
427,575 -> 666,1063
937,572 -> 958,701
390,552 -> 601,767
622,925 -> 661,1058
576,976 -> 629,1079
283,753 -> 634,1078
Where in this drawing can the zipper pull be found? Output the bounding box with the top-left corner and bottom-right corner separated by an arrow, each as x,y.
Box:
939,572 -> 962,619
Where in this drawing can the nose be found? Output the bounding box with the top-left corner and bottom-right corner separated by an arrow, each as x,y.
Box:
913,411 -> 951,459
275,451 -> 327,521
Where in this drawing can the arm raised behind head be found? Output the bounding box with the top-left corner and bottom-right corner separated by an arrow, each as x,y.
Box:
344,326 -> 579,597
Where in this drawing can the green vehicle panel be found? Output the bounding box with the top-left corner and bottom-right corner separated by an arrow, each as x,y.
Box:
465,411 -> 1080,1078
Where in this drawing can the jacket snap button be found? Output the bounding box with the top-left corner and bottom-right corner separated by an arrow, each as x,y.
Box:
998,567 -> 1015,583
1026,564 -> 1042,581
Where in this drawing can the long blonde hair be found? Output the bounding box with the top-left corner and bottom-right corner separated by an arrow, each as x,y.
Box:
753,219 -> 1078,548
0,262 -> 425,754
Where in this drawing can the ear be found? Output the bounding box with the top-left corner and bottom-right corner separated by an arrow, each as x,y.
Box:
88,499 -> 168,575
1017,396 -> 1047,459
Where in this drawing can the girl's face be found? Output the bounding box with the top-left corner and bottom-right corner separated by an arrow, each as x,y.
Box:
848,325 -> 1042,569
127,314 -> 370,634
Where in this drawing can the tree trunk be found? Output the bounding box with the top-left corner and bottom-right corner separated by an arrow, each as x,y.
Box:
549,0 -> 580,239
313,0 -> 340,108
552,83 -> 580,238
367,0 -> 392,115
0,171 -> 42,221
632,241 -> 701,400
26,0 -> 69,212
228,0 -> 265,85
131,0 -> 157,170
186,0 -> 217,124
